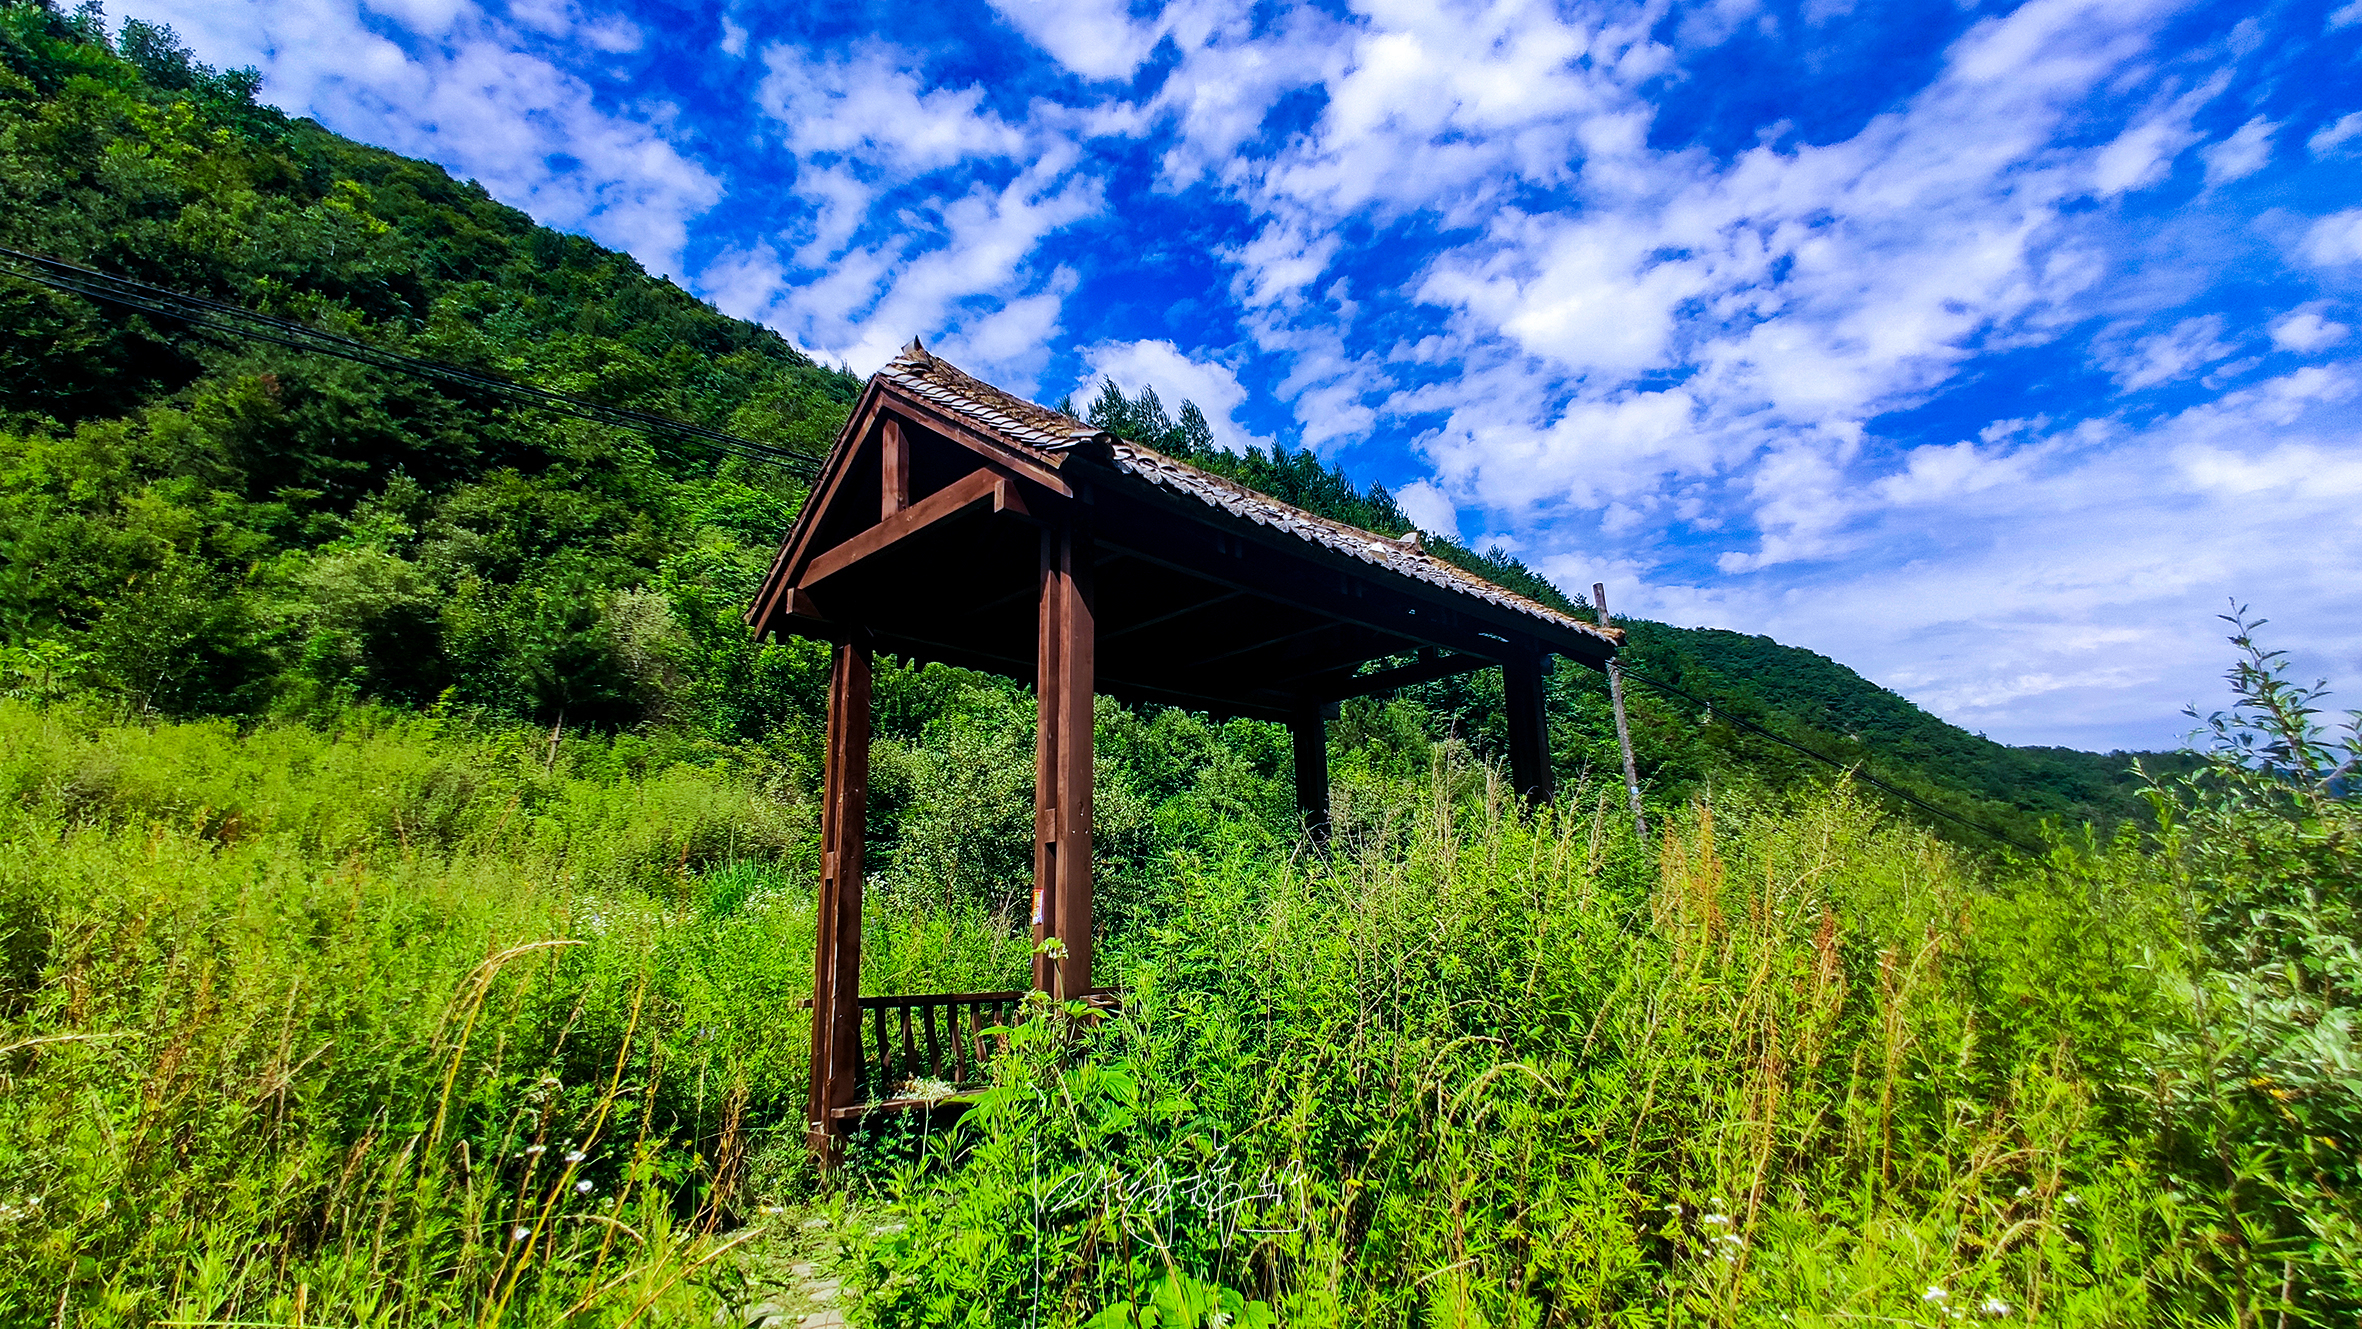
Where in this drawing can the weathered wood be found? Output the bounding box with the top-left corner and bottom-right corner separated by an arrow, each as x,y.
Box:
1033,524 -> 1095,999
1595,583 -> 1648,839
898,1006 -> 916,1089
1502,638 -> 1553,807
880,415 -> 909,520
806,640 -> 870,1159
800,469 -> 1007,589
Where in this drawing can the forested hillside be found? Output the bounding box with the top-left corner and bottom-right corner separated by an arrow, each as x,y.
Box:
0,0 -> 2163,852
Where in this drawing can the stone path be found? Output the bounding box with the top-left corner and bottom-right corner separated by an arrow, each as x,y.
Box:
735,1262 -> 841,1329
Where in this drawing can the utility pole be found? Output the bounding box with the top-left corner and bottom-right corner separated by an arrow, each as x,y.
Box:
1594,583 -> 1648,840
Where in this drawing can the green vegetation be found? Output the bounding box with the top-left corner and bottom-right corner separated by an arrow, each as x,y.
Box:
0,0 -> 849,739
1,8 -> 2355,1327
3,625 -> 2354,1325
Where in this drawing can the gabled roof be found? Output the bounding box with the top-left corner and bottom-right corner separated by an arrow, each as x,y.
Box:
878,340 -> 1618,652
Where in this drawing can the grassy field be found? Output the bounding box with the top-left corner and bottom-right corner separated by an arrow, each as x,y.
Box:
0,623 -> 2355,1328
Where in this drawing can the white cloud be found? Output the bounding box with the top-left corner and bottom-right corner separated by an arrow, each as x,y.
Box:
719,16 -> 748,57
731,43 -> 1104,373
2271,305 -> 2351,352
1340,0 -> 2185,554
984,0 -> 1163,80
2311,111 -> 2362,156
2199,117 -> 2275,186
1393,479 -> 1463,541
2303,209 -> 2362,267
2102,315 -> 2237,390
756,43 -> 1026,176
1075,340 -> 1272,452
1635,366 -> 2362,747
2331,0 -> 2362,31
115,0 -> 719,277
2090,88 -> 2213,195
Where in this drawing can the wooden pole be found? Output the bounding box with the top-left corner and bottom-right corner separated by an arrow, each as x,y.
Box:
1033,524 -> 1095,999
806,638 -> 870,1160
1501,639 -> 1554,807
1593,583 -> 1647,840
1289,698 -> 1331,845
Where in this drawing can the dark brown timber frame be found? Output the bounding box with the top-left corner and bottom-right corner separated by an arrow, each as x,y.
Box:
749,339 -> 1624,1157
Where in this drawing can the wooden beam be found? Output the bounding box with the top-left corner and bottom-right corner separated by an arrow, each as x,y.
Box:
875,389 -> 1077,499
807,640 -> 871,1162
1320,652 -> 1491,700
1099,589 -> 1245,643
1502,638 -> 1553,807
751,386 -> 1074,636
800,469 -> 1010,589
1032,524 -> 1095,1000
869,623 -> 1297,720
1171,619 -> 1340,672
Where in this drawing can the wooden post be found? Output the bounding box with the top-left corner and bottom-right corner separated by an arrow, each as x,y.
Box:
879,415 -> 908,520
1289,698 -> 1331,845
1033,524 -> 1095,999
1502,639 -> 1554,807
1593,583 -> 1648,840
806,638 -> 871,1160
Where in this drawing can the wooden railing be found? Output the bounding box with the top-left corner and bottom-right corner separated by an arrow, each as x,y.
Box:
858,990 -> 1021,1100
853,989 -> 1122,1105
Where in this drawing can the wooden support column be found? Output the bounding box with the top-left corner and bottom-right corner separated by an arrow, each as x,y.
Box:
879,415 -> 908,519
1289,698 -> 1331,845
806,639 -> 870,1159
1502,639 -> 1555,807
1032,524 -> 1095,999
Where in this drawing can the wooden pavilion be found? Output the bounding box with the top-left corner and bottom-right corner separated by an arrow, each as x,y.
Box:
747,339 -> 1623,1152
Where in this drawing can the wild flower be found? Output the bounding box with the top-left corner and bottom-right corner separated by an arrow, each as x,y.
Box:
1924,1285 -> 1949,1303
564,1150 -> 586,1163
1982,1297 -> 2012,1316
575,1180 -> 593,1195
510,1226 -> 530,1242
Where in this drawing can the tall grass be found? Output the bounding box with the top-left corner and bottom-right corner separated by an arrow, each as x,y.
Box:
849,746 -> 2339,1327
0,701 -> 1003,1326
3,617 -> 2353,1327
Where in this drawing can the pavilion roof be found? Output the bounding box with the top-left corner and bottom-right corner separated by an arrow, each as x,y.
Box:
877,341 -> 1618,653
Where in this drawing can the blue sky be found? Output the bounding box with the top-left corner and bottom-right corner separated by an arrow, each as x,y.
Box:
124,0 -> 2362,751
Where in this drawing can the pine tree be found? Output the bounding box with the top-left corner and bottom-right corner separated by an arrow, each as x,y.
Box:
1177,401 -> 1214,458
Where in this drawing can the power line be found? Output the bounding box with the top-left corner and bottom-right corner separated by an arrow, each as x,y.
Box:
1614,664 -> 2049,857
0,246 -> 822,478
